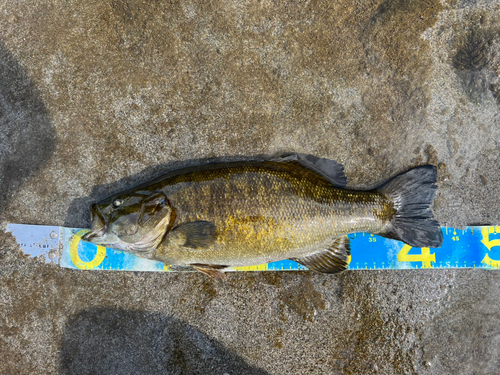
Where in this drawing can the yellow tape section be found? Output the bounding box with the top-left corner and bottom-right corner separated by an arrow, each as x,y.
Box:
397,245 -> 436,269
481,227 -> 500,268
70,229 -> 107,270
233,264 -> 269,271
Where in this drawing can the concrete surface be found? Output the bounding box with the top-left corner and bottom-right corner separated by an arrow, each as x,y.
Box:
1,0 -> 500,373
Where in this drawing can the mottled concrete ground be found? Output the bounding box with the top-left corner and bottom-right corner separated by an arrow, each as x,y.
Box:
1,0 -> 500,374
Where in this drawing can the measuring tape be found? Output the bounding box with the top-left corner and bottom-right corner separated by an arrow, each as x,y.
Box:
5,224 -> 500,272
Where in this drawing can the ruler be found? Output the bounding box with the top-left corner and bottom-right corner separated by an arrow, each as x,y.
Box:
5,224 -> 500,272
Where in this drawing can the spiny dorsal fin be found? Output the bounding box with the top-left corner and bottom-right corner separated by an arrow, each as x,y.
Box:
291,236 -> 351,274
191,264 -> 227,280
169,221 -> 216,249
273,153 -> 347,188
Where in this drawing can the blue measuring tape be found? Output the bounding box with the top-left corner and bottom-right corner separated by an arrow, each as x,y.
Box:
6,224 -> 500,272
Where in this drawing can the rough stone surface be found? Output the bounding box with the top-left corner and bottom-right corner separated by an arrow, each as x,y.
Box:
1,0 -> 500,374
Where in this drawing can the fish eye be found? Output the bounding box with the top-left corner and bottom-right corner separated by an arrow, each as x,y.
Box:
113,199 -> 124,207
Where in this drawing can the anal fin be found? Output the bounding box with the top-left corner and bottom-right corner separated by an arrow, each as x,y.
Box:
191,264 -> 227,280
291,237 -> 351,274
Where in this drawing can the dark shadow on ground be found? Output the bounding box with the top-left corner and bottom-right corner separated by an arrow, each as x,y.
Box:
60,307 -> 270,375
0,42 -> 55,218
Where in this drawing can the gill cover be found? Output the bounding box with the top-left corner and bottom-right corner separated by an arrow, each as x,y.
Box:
82,191 -> 174,255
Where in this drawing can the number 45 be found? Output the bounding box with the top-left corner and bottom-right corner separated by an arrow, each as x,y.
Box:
397,245 -> 436,268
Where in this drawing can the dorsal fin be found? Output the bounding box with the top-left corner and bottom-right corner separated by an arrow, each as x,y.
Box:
273,154 -> 347,188
291,236 -> 351,274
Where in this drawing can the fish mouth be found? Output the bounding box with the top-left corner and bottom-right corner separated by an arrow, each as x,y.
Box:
81,229 -> 106,242
81,204 -> 107,242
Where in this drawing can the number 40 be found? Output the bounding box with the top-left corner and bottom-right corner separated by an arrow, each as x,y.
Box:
397,245 -> 436,268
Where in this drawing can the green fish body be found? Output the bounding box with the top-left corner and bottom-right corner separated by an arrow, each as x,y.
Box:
82,155 -> 443,278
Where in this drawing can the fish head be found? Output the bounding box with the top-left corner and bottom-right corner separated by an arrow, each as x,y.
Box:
81,190 -> 174,255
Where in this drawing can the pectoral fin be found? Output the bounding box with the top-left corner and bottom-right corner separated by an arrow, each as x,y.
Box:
191,264 -> 227,280
291,237 -> 351,274
169,221 -> 216,249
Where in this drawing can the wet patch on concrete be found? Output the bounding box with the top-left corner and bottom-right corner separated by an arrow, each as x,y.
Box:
341,273 -> 415,374
452,26 -> 500,105
278,275 -> 326,323
417,271 -> 500,374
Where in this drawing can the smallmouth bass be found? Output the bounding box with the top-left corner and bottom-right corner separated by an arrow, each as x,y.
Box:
82,154 -> 443,279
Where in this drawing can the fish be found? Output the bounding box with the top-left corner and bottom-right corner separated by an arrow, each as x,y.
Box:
81,154 -> 443,279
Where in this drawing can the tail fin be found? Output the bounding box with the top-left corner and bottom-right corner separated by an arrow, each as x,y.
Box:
378,166 -> 443,248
